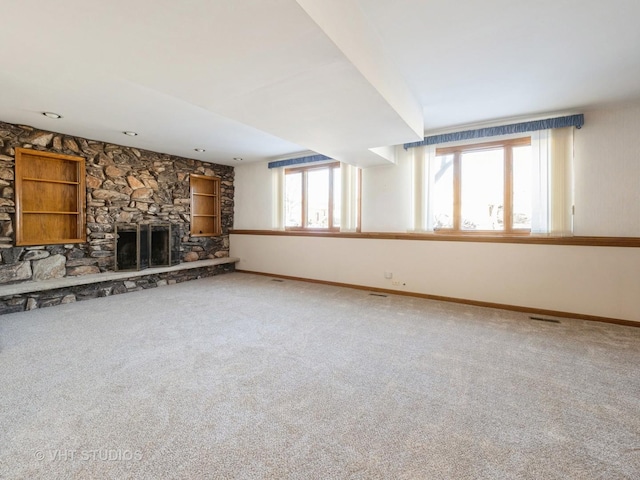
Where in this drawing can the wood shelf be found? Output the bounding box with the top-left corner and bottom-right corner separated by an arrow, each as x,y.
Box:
23,211 -> 81,215
23,177 -> 80,185
192,192 -> 217,197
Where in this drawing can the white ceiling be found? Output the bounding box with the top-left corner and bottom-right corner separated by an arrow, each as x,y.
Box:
1,0 -> 639,167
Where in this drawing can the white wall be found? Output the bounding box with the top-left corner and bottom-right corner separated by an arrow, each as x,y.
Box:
574,101 -> 640,236
361,150 -> 412,232
233,161 -> 273,230
232,102 -> 640,322
230,234 -> 640,322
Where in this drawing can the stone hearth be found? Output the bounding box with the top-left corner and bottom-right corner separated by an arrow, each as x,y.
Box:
0,258 -> 238,314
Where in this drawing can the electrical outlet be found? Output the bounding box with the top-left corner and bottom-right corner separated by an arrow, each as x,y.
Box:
392,280 -> 406,287
384,271 -> 393,279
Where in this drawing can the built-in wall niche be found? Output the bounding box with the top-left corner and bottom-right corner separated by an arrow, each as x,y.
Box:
190,174 -> 221,237
14,148 -> 86,246
115,223 -> 180,271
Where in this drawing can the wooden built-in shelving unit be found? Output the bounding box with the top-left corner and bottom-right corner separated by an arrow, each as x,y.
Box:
15,148 -> 86,246
190,174 -> 221,237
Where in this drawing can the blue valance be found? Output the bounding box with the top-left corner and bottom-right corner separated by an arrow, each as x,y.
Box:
268,154 -> 332,169
403,114 -> 584,150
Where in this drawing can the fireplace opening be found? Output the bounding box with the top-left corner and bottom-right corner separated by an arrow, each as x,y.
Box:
139,225 -> 150,270
149,224 -> 180,267
115,223 -> 179,271
151,227 -> 169,266
116,230 -> 138,271
115,224 -> 150,271
170,224 -> 181,266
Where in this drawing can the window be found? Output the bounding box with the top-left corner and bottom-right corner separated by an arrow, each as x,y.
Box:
285,162 -> 341,230
430,137 -> 532,233
190,174 -> 221,236
15,148 -> 86,246
414,122 -> 576,236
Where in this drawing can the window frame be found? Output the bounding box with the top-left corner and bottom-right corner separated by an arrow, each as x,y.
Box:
434,137 -> 532,235
284,161 -> 341,232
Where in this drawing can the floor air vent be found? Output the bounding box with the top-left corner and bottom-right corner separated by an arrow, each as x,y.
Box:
271,279 -> 284,282
529,316 -> 560,324
369,293 -> 388,297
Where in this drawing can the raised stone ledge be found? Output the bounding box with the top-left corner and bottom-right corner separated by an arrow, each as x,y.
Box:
0,257 -> 239,297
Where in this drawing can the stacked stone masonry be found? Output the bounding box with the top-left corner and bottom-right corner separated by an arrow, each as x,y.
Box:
0,121 -> 235,313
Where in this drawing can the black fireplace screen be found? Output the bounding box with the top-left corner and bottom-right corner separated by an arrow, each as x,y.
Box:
151,226 -> 169,266
115,223 -> 180,271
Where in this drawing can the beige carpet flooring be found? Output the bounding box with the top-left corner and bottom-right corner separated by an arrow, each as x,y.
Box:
1,272 -> 639,479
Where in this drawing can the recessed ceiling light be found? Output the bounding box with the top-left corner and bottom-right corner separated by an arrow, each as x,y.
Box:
233,157 -> 243,162
194,148 -> 206,153
123,131 -> 138,136
42,112 -> 62,119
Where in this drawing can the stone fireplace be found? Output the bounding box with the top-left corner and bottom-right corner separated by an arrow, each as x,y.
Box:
0,120 -> 235,313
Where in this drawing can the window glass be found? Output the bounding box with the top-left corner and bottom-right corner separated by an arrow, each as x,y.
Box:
307,168 -> 330,228
431,138 -> 533,233
285,171 -> 302,227
284,163 -> 350,231
460,148 -> 504,230
333,167 -> 341,228
431,154 -> 454,229
512,145 -> 533,229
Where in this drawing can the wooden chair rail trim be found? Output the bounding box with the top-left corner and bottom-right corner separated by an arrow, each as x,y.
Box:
229,229 -> 640,248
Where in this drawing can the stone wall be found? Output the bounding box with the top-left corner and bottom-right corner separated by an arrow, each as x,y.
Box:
0,121 -> 234,284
